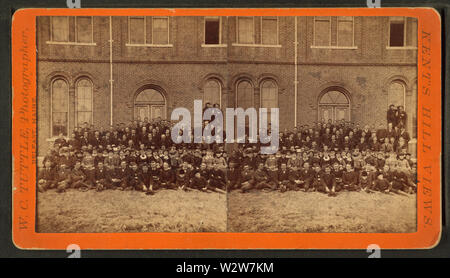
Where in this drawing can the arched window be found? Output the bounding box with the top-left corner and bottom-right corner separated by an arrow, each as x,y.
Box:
260,79 -> 278,123
388,80 -> 406,108
260,79 -> 278,108
51,78 -> 69,137
318,89 -> 350,123
203,79 -> 221,107
134,88 -> 166,121
76,78 -> 93,127
236,80 -> 254,110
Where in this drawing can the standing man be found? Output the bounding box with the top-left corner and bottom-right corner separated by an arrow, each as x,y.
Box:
387,104 -> 397,127
396,105 -> 407,129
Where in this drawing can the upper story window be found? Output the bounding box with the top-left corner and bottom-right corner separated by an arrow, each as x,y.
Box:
234,16 -> 280,47
237,16 -> 254,44
76,17 -> 93,43
127,16 -> 171,46
152,17 -> 169,45
129,16 -> 145,44
337,16 -> 354,47
313,16 -> 355,48
204,17 -> 221,45
261,17 -> 278,45
313,16 -> 331,46
388,17 -> 417,48
49,16 -> 94,45
51,16 -> 69,42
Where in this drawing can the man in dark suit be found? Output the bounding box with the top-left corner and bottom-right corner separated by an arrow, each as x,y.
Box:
38,160 -> 56,192
300,162 -> 315,191
117,160 -> 132,190
387,104 -> 397,127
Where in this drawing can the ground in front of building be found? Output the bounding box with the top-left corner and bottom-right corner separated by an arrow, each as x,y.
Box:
36,189 -> 415,233
227,191 -> 416,233
36,189 -> 227,233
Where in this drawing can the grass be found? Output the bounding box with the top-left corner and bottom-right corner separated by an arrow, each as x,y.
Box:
37,188 -> 416,233
227,190 -> 416,233
37,189 -> 227,233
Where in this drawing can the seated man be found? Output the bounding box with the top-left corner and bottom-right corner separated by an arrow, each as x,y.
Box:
373,171 -> 391,193
278,163 -> 292,192
70,161 -> 89,190
106,162 -> 121,189
128,162 -> 141,191
342,164 -> 360,191
175,162 -> 193,191
190,169 -> 208,191
359,170 -> 373,193
159,162 -> 177,190
117,160 -> 132,190
55,163 -> 71,193
310,163 -> 324,192
81,151 -> 96,188
227,162 -> 241,192
331,162 -> 344,191
138,163 -> 152,193
391,166 -> 415,194
146,160 -> 161,194
288,164 -> 302,191
319,165 -> 336,196
240,165 -> 255,193
208,163 -> 227,193
253,163 -> 273,191
299,162 -> 315,191
38,160 -> 56,192
94,161 -> 109,191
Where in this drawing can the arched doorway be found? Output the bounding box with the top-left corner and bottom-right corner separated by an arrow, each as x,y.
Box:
318,89 -> 350,123
134,88 -> 166,121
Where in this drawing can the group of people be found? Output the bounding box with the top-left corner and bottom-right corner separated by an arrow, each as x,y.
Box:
38,104 -> 416,197
387,104 -> 408,130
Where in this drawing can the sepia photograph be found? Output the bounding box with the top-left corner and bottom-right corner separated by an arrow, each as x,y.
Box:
36,15 -> 417,234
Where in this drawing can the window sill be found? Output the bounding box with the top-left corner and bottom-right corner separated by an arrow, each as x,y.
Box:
232,43 -> 282,48
310,45 -> 358,50
201,44 -> 228,48
386,46 -> 418,50
126,43 -> 173,48
46,41 -> 97,46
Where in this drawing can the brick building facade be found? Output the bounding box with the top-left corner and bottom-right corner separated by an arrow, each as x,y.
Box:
37,16 -> 418,156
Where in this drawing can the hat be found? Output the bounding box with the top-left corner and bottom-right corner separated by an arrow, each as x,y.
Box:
140,154 -> 147,160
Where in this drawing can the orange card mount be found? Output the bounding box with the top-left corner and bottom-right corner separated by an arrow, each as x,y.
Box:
12,8 -> 441,249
